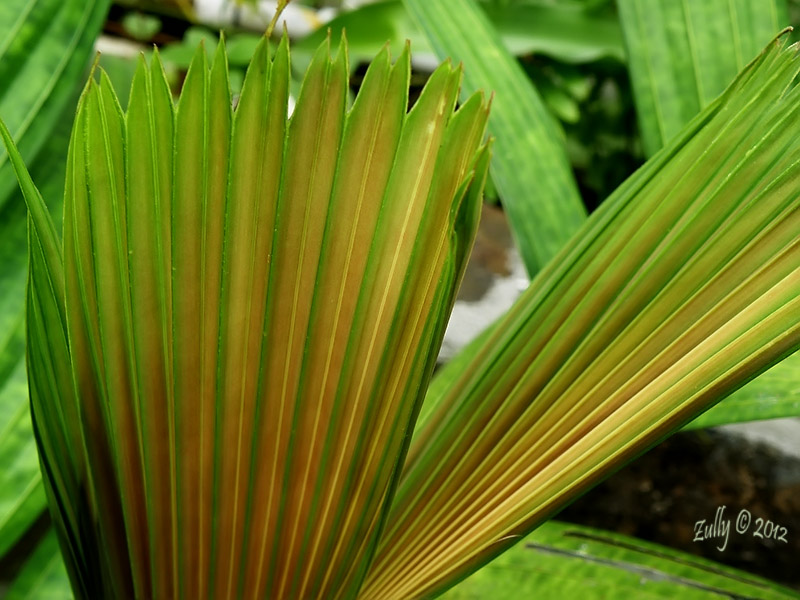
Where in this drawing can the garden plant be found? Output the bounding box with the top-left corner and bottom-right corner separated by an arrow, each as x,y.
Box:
0,0 -> 799,598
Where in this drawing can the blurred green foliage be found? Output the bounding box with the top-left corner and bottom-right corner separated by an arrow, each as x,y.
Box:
535,55 -> 643,212
121,11 -> 162,40
106,0 -> 643,212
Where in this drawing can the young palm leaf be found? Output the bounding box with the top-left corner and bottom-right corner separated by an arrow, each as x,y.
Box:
0,34 -> 490,598
360,34 -> 800,598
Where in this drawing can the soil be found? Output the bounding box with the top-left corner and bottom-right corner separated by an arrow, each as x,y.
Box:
556,429 -> 800,591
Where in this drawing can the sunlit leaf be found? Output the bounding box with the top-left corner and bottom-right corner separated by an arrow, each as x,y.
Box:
617,0 -> 800,431
684,350 -> 800,430
362,34 -> 800,598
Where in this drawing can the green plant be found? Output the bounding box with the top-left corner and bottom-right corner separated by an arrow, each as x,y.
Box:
0,0 -> 112,571
3,30 -> 492,598
2,2 -> 800,599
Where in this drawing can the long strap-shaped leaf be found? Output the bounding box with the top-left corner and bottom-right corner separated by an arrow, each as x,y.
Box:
0,0 -> 110,560
618,0 -> 788,156
0,0 -> 111,210
618,0 -> 800,430
4,34 -> 490,599
362,35 -> 800,598
444,520 -> 800,599
402,0 -> 586,275
3,529 -> 72,600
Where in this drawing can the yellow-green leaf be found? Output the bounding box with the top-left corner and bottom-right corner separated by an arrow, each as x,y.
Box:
362,34 -> 800,598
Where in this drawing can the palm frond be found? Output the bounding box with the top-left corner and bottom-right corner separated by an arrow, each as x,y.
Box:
1,33 -> 489,599
361,34 -> 800,598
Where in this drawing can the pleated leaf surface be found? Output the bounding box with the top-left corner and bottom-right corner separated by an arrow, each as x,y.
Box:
618,0 -> 800,431
6,35 -> 489,599
361,35 -> 800,598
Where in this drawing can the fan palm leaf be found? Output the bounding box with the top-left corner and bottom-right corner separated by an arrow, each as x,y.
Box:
361,33 -> 800,598
1,33 -> 489,599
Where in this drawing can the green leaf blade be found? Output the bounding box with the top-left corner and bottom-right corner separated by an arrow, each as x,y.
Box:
8,32 -> 490,599
286,44 -> 411,599
363,35 -> 800,599
444,520 -> 800,600
125,52 -> 178,600
0,0 -> 112,212
85,74 -> 153,592
212,33 -> 286,599
684,350 -> 800,429
0,361 -> 45,558
403,0 -> 586,274
0,110 -> 85,592
618,0 -> 789,155
262,35 -> 352,599
5,530 -> 72,600
63,82 -> 137,600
